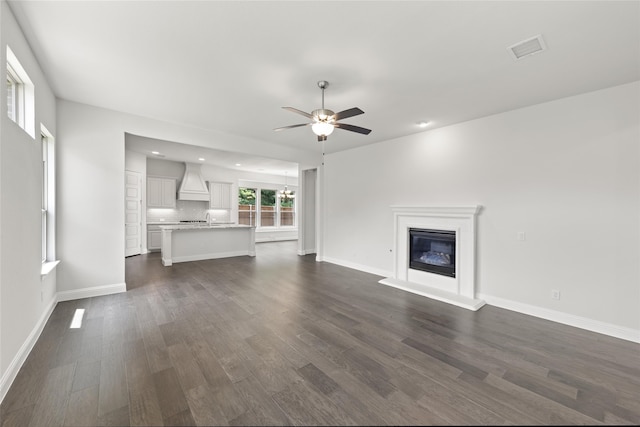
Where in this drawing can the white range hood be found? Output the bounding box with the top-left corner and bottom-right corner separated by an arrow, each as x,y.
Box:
178,162 -> 209,201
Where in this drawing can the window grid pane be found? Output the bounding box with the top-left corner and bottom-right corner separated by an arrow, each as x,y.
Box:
260,189 -> 276,227
238,187 -> 256,226
280,191 -> 295,227
6,74 -> 16,121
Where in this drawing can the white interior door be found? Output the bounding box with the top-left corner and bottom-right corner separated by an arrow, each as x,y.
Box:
125,170 -> 142,257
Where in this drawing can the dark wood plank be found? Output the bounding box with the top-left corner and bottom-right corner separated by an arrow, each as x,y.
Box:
63,386 -> 98,426
184,384 -> 227,426
125,355 -> 164,427
27,362 -> 74,427
229,373 -> 292,425
97,355 -> 128,417
152,367 -> 190,421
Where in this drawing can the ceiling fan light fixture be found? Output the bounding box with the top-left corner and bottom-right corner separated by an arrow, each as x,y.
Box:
312,121 -> 334,136
275,79 -> 371,140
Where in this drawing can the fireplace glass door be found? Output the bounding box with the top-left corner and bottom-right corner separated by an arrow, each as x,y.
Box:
409,228 -> 456,278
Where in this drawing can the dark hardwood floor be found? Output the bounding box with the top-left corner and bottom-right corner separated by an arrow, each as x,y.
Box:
2,241 -> 639,426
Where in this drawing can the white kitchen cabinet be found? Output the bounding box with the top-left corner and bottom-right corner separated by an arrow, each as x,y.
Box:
148,230 -> 162,251
209,182 -> 232,209
147,177 -> 176,208
147,224 -> 163,251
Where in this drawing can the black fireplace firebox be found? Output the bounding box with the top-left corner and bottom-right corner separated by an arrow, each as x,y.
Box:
409,228 -> 456,278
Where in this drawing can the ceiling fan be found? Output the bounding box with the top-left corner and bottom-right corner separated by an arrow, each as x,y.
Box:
274,80 -> 372,142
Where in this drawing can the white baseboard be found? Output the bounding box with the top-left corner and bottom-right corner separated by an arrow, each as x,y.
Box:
169,251 -> 253,265
255,236 -> 298,243
57,282 -> 127,302
297,249 -> 316,255
478,293 -> 640,344
0,295 -> 58,404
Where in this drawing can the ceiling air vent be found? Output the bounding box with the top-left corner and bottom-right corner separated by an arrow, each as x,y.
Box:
507,34 -> 547,60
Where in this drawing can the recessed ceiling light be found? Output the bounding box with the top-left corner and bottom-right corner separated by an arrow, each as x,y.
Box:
417,121 -> 430,128
151,151 -> 160,155
198,157 -> 205,161
235,163 -> 242,167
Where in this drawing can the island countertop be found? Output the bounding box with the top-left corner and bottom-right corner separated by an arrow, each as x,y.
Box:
160,223 -> 255,266
159,223 -> 252,231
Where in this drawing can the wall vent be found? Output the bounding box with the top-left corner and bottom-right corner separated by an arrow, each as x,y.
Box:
507,34 -> 547,60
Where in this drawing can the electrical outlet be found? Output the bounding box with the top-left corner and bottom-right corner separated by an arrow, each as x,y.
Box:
551,289 -> 560,300
517,231 -> 526,241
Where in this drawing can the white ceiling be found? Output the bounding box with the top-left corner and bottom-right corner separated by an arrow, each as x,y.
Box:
8,1 -> 640,162
125,132 -> 300,177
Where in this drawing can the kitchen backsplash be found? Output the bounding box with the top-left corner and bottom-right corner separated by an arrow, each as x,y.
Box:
147,200 -> 232,223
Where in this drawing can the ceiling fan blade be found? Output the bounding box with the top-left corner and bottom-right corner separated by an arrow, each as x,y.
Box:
334,123 -> 372,135
282,107 -> 314,119
333,107 -> 364,121
273,123 -> 311,132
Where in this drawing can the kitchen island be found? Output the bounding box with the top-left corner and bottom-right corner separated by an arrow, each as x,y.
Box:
160,223 -> 255,266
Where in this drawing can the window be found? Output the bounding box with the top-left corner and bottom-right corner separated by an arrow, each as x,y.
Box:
260,189 -> 277,227
238,185 -> 296,229
238,187 -> 256,226
6,46 -> 35,137
6,65 -> 20,122
42,133 -> 48,262
41,125 -> 55,266
279,191 -> 296,227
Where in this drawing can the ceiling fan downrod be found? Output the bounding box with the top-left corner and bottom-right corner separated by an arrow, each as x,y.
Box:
318,80 -> 328,110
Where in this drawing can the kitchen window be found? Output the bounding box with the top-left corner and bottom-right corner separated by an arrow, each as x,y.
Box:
238,187 -> 256,226
260,189 -> 277,227
279,191 -> 295,227
239,186 -> 296,229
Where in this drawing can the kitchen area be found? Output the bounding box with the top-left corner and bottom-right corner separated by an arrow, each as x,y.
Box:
125,133 -> 303,265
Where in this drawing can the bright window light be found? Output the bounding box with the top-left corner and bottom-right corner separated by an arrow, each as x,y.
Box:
70,308 -> 85,329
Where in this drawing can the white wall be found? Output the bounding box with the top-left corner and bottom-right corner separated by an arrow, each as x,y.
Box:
0,0 -> 57,400
322,81 -> 640,340
298,168 -> 317,255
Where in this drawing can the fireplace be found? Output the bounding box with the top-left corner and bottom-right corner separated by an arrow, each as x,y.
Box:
379,205 -> 485,311
409,228 -> 456,278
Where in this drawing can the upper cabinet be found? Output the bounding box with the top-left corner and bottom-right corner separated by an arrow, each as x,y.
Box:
209,182 -> 231,209
147,177 -> 176,208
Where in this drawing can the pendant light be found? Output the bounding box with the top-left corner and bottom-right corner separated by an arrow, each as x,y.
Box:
279,171 -> 295,202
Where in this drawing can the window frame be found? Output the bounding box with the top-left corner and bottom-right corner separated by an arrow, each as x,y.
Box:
6,63 -> 22,124
42,133 -> 48,263
40,125 -> 56,266
259,188 -> 277,228
278,190 -> 296,228
6,45 -> 35,138
238,187 -> 257,227
238,185 -> 297,230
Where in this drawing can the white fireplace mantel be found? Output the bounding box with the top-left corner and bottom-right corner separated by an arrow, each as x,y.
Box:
379,205 -> 485,311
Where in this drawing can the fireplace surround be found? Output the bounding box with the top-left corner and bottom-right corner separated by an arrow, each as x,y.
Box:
379,205 -> 485,311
